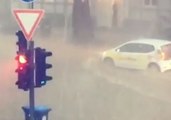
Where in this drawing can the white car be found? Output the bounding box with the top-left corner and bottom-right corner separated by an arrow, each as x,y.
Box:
102,38 -> 171,72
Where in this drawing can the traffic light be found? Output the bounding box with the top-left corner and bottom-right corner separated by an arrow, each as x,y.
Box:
16,30 -> 27,52
35,47 -> 52,87
15,51 -> 31,91
15,30 -> 31,91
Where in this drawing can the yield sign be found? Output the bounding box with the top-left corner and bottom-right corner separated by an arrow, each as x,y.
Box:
13,9 -> 44,41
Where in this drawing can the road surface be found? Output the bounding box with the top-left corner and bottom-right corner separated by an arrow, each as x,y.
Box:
1,33 -> 171,120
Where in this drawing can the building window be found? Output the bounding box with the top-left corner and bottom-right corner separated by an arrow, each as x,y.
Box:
144,0 -> 157,6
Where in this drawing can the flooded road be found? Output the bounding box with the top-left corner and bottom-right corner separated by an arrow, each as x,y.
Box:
1,33 -> 171,120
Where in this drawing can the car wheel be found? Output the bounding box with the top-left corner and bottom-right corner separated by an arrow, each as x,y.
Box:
148,64 -> 160,73
103,58 -> 115,67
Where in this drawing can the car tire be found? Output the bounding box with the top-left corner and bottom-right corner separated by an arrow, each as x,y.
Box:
103,58 -> 115,67
148,64 -> 160,73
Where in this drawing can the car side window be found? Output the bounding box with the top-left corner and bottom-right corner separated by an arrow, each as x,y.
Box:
119,43 -> 154,53
119,43 -> 139,53
137,44 -> 154,53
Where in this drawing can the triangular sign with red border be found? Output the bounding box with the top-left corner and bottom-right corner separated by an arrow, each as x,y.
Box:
13,9 -> 44,41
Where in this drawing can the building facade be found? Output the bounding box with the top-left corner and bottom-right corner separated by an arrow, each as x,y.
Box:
93,0 -> 171,35
1,0 -> 171,36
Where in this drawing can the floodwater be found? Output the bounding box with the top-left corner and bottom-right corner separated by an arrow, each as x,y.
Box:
1,31 -> 171,120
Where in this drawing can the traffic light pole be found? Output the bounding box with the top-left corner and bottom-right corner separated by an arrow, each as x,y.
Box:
14,1 -> 52,120
29,3 -> 35,120
29,41 -> 35,120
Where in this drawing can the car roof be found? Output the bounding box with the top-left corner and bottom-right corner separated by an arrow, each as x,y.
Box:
126,38 -> 171,48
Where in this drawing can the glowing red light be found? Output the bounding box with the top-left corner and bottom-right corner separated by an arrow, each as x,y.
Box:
18,55 -> 27,64
19,66 -> 24,70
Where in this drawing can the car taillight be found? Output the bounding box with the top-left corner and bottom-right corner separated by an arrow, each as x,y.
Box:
160,52 -> 166,60
157,50 -> 166,60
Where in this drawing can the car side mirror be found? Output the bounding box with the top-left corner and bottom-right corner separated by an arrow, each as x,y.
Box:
116,48 -> 120,52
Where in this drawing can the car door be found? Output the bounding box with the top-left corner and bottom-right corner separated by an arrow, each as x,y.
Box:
115,43 -> 154,69
114,43 -> 139,68
132,43 -> 155,69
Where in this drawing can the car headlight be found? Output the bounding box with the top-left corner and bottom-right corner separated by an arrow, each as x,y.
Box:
102,52 -> 106,57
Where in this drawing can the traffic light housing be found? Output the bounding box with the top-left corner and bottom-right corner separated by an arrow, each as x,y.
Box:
15,30 -> 31,91
15,52 -> 31,91
35,47 -> 52,87
16,30 -> 27,52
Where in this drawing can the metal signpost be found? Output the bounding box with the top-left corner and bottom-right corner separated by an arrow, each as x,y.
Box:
29,3 -> 35,120
13,0 -> 52,120
29,42 -> 34,120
